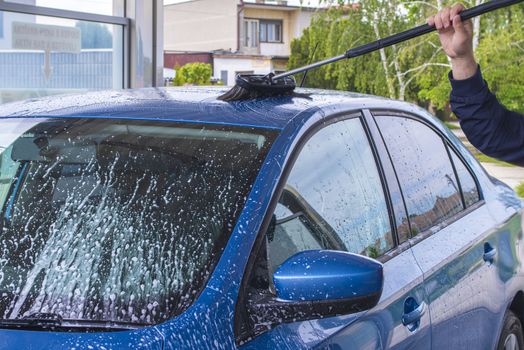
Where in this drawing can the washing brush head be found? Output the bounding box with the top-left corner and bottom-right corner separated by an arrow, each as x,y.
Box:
217,74 -> 296,102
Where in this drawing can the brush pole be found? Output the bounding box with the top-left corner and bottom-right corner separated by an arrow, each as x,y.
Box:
273,54 -> 347,81
272,0 -> 523,81
300,42 -> 320,87
346,0 -> 522,58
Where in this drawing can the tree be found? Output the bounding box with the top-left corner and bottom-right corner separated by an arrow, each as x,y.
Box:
476,4 -> 524,113
173,63 -> 212,86
75,22 -> 113,49
290,0 -> 524,117
290,1 -> 450,101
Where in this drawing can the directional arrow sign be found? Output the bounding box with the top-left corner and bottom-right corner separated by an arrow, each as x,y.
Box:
12,22 -> 81,81
42,50 -> 53,80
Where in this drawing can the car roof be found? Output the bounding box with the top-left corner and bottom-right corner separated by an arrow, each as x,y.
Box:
0,86 -> 431,130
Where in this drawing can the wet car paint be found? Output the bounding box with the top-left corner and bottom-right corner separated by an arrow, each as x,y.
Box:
0,87 -> 522,349
0,327 -> 164,350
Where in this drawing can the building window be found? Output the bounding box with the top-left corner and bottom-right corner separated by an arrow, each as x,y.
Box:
0,11 -> 124,104
3,0 -> 124,16
260,20 -> 282,43
243,19 -> 259,48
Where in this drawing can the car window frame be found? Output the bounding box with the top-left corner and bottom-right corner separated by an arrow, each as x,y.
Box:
234,110 -> 410,344
370,109 -> 484,248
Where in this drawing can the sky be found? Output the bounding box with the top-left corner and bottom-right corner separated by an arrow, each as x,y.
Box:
31,0 -> 324,15
26,0 -> 324,26
164,0 -> 324,6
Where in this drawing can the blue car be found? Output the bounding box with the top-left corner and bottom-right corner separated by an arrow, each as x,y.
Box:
0,88 -> 522,350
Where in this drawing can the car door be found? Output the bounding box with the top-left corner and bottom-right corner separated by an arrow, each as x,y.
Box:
238,113 -> 431,349
374,112 -> 506,349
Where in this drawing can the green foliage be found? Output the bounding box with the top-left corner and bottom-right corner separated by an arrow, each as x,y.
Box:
444,122 -> 460,130
290,1 -> 524,117
476,7 -> 524,113
474,153 -> 515,167
173,65 -> 184,86
173,63 -> 212,86
516,182 -> 524,198
366,246 -> 379,259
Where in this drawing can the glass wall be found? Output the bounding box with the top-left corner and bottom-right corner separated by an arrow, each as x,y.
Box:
0,10 -> 124,104
5,0 -> 125,16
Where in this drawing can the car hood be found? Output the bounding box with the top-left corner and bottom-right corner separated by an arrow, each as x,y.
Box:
0,327 -> 163,350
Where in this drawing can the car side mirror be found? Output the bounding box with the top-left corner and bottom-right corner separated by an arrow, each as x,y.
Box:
274,249 -> 383,303
247,250 -> 383,333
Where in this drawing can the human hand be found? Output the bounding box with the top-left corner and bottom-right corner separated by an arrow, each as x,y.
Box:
428,3 -> 477,79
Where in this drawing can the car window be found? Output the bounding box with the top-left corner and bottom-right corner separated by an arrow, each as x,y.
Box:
0,147 -> 19,212
266,117 -> 393,275
0,118 -> 277,326
267,202 -> 324,273
375,116 -> 463,235
449,148 -> 480,207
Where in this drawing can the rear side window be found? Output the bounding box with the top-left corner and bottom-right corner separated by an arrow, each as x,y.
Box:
449,148 -> 480,207
375,116 -> 463,235
266,117 -> 393,275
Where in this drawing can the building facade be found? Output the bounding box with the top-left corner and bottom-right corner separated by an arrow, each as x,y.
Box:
164,0 -> 317,86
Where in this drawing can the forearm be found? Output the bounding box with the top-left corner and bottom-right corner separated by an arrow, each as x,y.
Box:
456,99 -> 524,166
450,54 -> 478,80
450,66 -> 524,166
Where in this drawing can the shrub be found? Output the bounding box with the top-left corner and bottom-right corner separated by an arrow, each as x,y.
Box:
516,182 -> 524,198
173,62 -> 212,86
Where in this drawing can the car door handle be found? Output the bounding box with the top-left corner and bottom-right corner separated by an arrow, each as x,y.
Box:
402,301 -> 426,326
483,243 -> 497,263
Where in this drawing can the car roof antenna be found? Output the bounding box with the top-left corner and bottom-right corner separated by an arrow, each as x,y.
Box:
218,0 -> 522,102
300,42 -> 320,88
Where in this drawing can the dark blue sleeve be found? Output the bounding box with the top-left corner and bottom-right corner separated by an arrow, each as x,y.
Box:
449,66 -> 524,166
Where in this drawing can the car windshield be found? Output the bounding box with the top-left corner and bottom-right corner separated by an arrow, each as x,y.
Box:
0,118 -> 276,326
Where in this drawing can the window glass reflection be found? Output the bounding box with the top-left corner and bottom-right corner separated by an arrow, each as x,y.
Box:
0,11 -> 123,104
376,116 -> 463,234
267,118 -> 392,270
449,148 -> 480,208
5,0 -> 124,17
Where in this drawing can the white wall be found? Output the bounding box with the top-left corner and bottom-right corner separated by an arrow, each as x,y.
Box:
291,9 -> 313,38
164,0 -> 239,52
260,42 -> 288,56
214,56 -> 272,86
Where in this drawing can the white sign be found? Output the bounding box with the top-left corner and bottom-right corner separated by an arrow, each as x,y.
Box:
12,22 -> 82,80
12,21 -> 81,53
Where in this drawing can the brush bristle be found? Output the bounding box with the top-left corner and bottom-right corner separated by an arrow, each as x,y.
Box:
217,85 -> 257,102
218,74 -> 296,102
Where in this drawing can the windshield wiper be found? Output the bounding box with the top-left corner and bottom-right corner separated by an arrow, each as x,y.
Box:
0,313 -> 146,332
23,312 -> 63,325
0,313 -> 63,330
